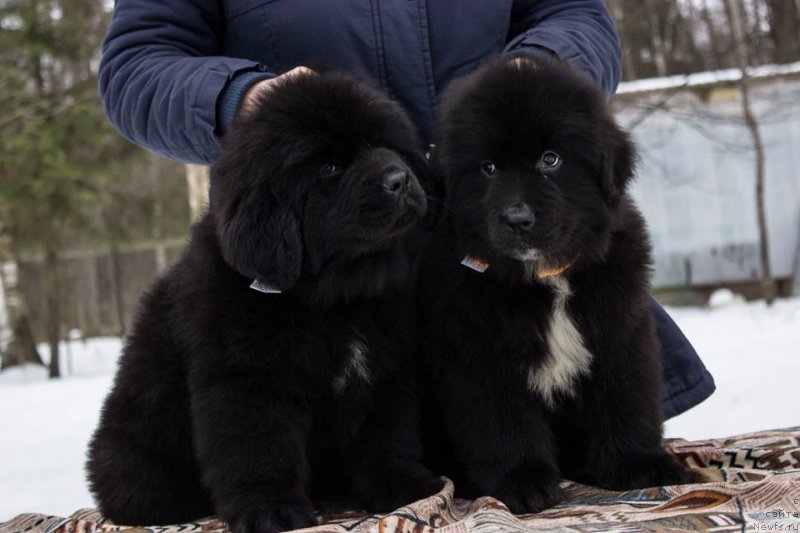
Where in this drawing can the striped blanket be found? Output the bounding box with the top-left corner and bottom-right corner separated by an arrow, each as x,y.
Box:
4,428 -> 800,533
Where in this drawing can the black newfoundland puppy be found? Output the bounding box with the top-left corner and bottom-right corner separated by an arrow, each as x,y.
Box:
87,72 -> 443,532
418,58 -> 691,513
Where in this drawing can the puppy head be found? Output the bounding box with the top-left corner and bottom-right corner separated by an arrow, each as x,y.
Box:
212,72 -> 429,291
436,57 -> 636,269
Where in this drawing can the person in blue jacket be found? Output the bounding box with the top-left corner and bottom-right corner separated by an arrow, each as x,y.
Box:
98,0 -> 715,419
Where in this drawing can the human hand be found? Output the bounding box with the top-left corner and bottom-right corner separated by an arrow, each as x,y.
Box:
239,66 -> 316,117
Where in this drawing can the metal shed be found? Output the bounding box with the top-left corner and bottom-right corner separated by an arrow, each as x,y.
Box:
613,62 -> 800,292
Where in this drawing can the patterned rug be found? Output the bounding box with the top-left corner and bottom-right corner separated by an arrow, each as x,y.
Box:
4,428 -> 800,533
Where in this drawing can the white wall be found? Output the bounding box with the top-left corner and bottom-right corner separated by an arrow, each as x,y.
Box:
617,77 -> 800,288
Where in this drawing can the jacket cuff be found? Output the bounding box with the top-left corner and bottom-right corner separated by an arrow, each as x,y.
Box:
216,70 -> 275,136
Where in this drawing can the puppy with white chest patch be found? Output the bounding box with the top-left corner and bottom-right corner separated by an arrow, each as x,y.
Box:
418,57 -> 692,513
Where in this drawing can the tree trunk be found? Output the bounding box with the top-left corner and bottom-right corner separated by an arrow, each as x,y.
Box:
792,214 -> 800,297
2,315 -> 42,370
726,0 -> 777,305
109,241 -> 126,336
0,262 -> 43,370
151,155 -> 168,273
0,234 -> 44,370
643,0 -> 668,77
765,0 -> 800,64
701,0 -> 725,68
43,246 -> 62,378
682,1 -> 708,72
186,164 -> 210,222
607,0 -> 638,81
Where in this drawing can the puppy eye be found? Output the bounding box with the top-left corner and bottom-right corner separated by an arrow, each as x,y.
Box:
480,161 -> 498,177
320,162 -> 340,178
538,151 -> 562,171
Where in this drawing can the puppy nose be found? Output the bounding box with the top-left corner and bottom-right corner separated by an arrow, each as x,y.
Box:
501,203 -> 535,233
382,168 -> 409,196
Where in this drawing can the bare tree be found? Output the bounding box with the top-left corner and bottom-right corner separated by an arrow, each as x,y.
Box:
607,0 -> 799,79
43,246 -> 62,378
607,0 -> 639,80
725,0 -> 777,305
763,0 -> 800,64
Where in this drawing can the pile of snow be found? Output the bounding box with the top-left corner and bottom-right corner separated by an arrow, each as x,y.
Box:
0,298 -> 799,521
706,288 -> 746,309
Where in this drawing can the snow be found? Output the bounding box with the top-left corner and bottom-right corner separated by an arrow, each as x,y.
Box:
663,296 -> 800,441
616,60 -> 800,95
707,288 -> 744,309
1,298 -> 799,522
0,338 -> 120,523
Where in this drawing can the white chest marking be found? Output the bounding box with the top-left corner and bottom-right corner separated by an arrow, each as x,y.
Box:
527,276 -> 593,407
332,335 -> 372,393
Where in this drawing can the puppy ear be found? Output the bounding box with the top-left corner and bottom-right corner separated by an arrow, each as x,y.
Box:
599,121 -> 637,206
217,191 -> 303,291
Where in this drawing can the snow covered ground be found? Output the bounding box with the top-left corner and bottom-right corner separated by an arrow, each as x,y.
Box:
0,338 -> 119,522
0,297 -> 798,521
663,295 -> 800,441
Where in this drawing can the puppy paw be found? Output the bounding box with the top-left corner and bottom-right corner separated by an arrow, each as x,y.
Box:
227,500 -> 316,533
356,466 -> 445,512
599,451 -> 694,490
489,467 -> 564,515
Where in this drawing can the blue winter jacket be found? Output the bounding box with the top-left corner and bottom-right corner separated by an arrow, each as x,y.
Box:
98,0 -> 714,418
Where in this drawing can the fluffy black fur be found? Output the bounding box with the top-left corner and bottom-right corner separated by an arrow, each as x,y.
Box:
87,72 -> 443,532
418,58 -> 692,514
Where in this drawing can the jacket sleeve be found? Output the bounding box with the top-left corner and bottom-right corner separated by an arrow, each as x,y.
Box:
504,0 -> 622,97
98,0 -> 274,164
